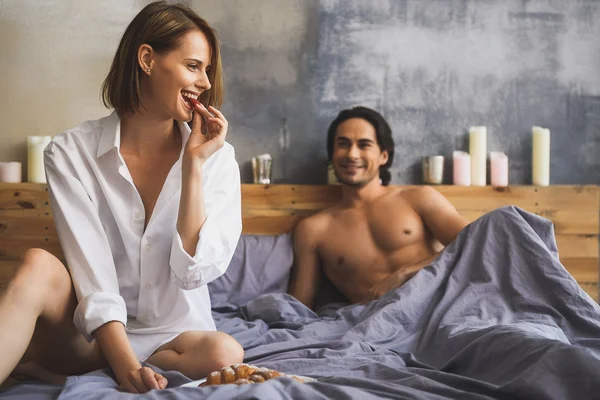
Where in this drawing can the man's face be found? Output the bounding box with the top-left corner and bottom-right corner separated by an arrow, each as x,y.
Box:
332,118 -> 388,187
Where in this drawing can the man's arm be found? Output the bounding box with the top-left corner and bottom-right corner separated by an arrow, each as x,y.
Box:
406,186 -> 469,246
287,217 -> 323,310
365,251 -> 439,302
365,187 -> 466,302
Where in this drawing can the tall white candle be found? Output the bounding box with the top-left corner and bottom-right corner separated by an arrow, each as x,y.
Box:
0,162 -> 22,183
532,126 -> 550,186
27,136 -> 52,183
469,126 -> 487,186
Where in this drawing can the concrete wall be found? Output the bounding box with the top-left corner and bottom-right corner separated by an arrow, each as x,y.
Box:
0,0 -> 152,174
308,0 -> 600,184
1,0 -> 598,184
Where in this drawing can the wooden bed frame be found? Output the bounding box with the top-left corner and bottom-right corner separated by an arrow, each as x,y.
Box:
1,183 -> 599,300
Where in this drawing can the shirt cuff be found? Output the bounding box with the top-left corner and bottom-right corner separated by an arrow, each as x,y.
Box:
170,216 -> 229,289
73,292 -> 127,342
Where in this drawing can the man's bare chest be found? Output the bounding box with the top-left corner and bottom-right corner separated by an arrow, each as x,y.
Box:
318,204 -> 428,272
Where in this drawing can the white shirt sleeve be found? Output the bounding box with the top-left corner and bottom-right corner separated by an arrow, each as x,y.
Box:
169,146 -> 242,290
44,143 -> 127,341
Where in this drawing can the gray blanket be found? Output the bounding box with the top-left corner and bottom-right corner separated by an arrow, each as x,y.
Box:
2,206 -> 599,399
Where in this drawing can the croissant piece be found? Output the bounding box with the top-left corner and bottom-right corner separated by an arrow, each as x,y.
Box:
231,363 -> 256,379
199,363 -> 305,387
248,375 -> 265,383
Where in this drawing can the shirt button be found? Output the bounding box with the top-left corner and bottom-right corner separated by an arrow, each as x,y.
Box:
134,211 -> 144,220
144,241 -> 151,251
145,283 -> 152,289
140,314 -> 147,321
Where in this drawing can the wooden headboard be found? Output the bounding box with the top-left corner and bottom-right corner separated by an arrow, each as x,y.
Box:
1,183 -> 598,300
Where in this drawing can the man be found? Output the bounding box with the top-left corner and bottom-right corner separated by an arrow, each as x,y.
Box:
288,106 -> 468,309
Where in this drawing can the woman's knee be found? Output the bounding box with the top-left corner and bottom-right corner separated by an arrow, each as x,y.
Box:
8,249 -> 70,301
21,248 -> 55,265
206,332 -> 244,369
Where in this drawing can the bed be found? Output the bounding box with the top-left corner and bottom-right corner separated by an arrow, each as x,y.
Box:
0,183 -> 599,399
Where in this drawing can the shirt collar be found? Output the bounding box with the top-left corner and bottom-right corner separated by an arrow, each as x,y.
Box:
97,111 -> 120,158
97,111 -> 192,158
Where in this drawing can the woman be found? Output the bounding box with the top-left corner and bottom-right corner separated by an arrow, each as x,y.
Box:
0,1 -> 243,393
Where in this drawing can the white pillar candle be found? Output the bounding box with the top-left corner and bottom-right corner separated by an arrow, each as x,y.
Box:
490,151 -> 508,187
532,126 -> 550,186
0,162 -> 22,183
469,126 -> 487,186
452,151 -> 471,186
27,136 -> 52,183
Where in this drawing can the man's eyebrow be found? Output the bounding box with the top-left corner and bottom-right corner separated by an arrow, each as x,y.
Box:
335,136 -> 351,141
357,138 -> 375,144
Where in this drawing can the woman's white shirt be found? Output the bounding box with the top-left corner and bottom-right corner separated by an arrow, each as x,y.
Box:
43,111 -> 242,360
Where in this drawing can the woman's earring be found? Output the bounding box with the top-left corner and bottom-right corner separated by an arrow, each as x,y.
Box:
146,68 -> 151,72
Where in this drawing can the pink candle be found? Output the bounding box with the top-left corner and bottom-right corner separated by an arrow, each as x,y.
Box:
453,151 -> 471,186
0,162 -> 22,183
490,152 -> 508,187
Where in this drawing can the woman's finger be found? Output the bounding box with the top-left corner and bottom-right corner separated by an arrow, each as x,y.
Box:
204,119 -> 227,142
207,105 -> 226,122
190,107 -> 204,137
207,117 -> 225,130
120,379 -> 140,394
195,102 -> 215,120
156,373 -> 168,389
131,376 -> 149,393
141,367 -> 160,390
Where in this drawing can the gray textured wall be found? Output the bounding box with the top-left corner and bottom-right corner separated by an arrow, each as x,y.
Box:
199,0 -> 600,184
0,0 -> 151,173
1,1 -> 598,184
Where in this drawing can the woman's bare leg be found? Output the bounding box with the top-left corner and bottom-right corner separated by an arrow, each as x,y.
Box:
0,249 -> 107,385
146,331 -> 243,380
11,361 -> 67,385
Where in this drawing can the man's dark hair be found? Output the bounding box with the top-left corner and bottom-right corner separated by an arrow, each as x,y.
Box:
326,106 -> 395,186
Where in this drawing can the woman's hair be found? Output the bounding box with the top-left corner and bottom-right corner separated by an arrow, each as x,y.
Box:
326,106 -> 395,186
101,1 -> 223,116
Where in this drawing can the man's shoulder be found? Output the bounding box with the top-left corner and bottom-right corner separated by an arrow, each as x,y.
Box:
367,185 -> 418,205
296,209 -> 331,230
396,185 -> 439,202
293,208 -> 333,241
397,186 -> 453,215
365,186 -> 444,214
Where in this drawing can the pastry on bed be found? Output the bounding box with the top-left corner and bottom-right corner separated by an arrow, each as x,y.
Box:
198,363 -> 305,387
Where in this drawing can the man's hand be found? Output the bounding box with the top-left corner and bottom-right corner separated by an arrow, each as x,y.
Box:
364,252 -> 440,303
118,366 -> 168,393
364,269 -> 411,303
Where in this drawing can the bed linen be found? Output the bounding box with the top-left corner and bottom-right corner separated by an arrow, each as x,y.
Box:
2,206 -> 599,399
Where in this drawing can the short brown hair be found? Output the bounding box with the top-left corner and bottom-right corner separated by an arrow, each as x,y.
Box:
101,1 -> 223,116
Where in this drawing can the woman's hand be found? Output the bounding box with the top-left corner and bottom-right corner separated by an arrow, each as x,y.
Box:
184,102 -> 228,166
118,366 -> 168,393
